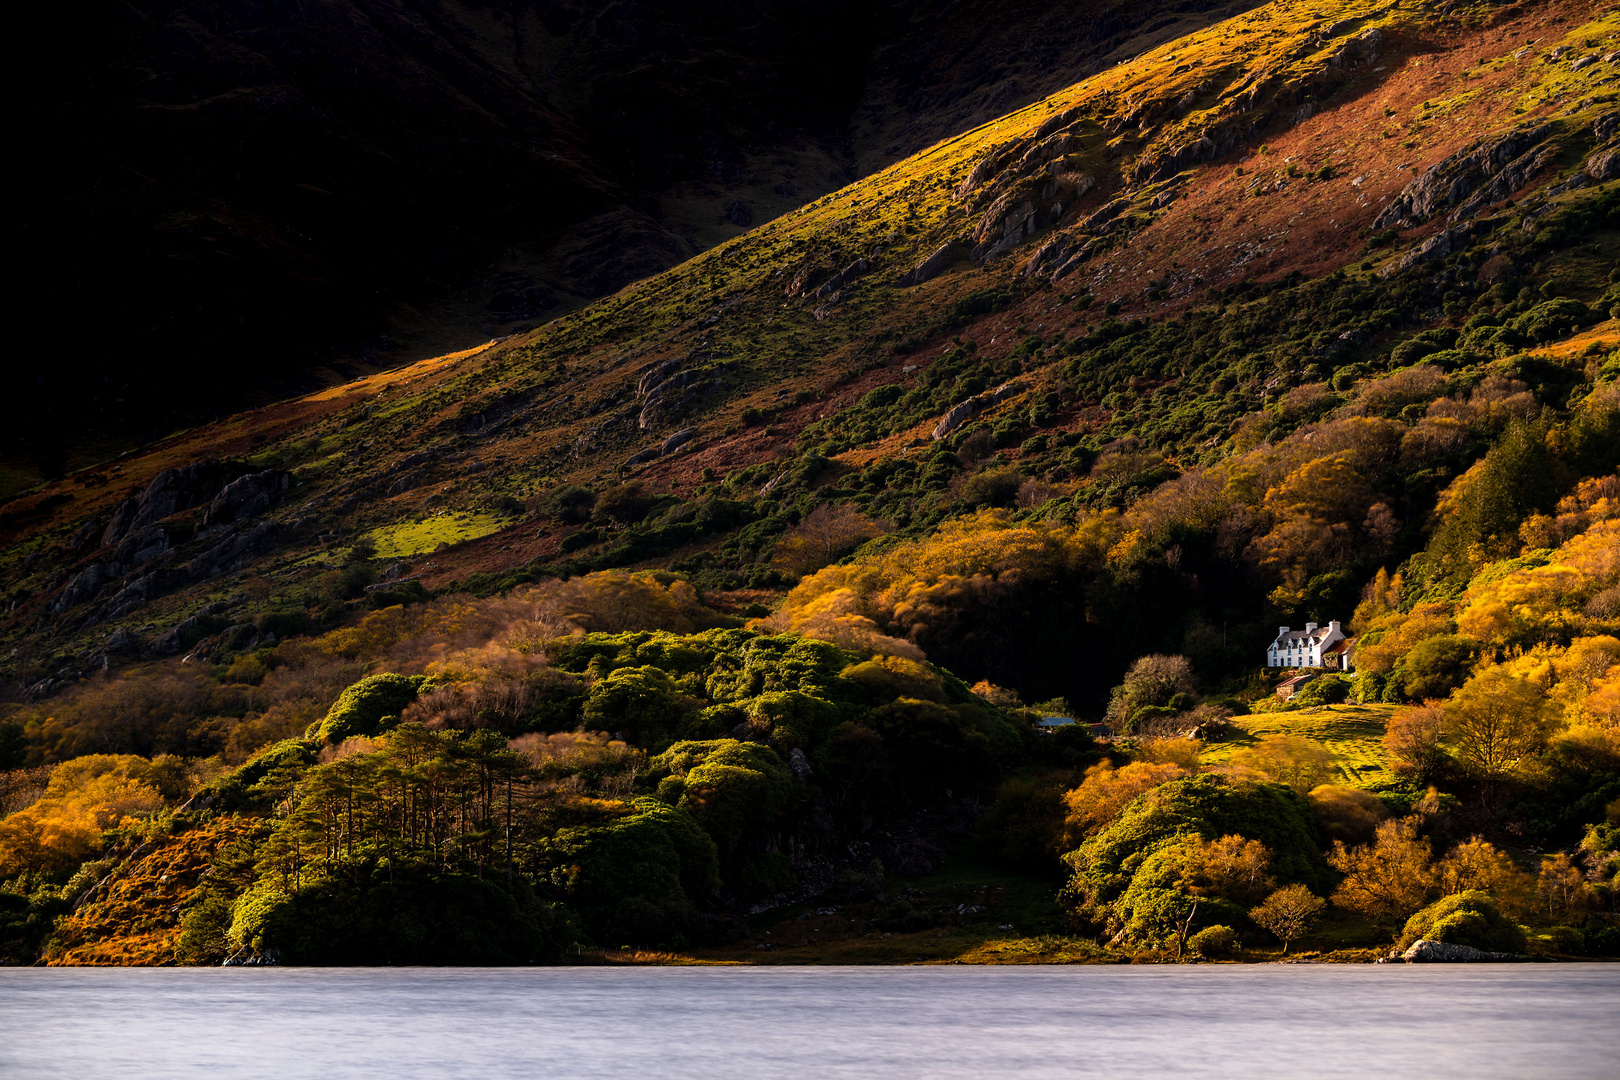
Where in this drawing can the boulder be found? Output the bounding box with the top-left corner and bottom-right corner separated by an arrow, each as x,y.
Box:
898,240 -> 963,285
1397,939 -> 1520,963
932,380 -> 1024,440
660,428 -> 698,455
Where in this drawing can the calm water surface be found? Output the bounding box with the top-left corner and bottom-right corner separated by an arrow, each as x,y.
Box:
2,965 -> 1616,1079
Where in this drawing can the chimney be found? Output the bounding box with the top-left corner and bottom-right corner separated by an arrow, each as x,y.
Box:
1305,622 -> 1318,634
1278,626 -> 1289,638
1329,620 -> 1341,634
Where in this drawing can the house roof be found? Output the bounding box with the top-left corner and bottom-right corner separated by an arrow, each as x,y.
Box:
1038,716 -> 1078,728
1277,674 -> 1317,689
1272,626 -> 1337,647
1322,639 -> 1355,657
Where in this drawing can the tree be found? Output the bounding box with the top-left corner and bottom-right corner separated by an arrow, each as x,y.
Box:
1443,668 -> 1553,799
1230,735 -> 1334,793
1436,836 -> 1532,912
1393,635 -> 1477,702
1307,784 -> 1389,845
1059,760 -> 1186,845
1395,890 -> 1527,954
1109,654 -> 1199,731
1328,818 -> 1436,930
771,503 -> 885,578
1383,703 -> 1449,780
1536,853 -> 1595,924
594,482 -> 652,526
1174,833 -> 1274,904
1250,883 -> 1326,953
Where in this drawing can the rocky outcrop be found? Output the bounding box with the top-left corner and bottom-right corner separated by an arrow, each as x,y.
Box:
102,462 -> 240,547
53,562 -> 122,612
1374,123 -> 1559,229
898,240 -> 965,285
1386,222 -> 1473,276
1586,145 -> 1620,182
660,428 -> 698,455
635,357 -> 733,430
1389,939 -> 1522,963
203,470 -> 291,531
932,380 -> 1025,440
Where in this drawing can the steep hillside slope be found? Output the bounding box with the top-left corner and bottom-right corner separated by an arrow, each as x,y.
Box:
4,0 -> 1616,710
14,0 -> 1259,491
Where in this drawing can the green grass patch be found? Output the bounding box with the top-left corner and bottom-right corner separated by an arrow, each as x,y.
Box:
1202,703 -> 1397,786
367,511 -> 510,559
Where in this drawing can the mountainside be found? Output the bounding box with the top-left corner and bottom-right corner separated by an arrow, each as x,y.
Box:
14,0 -> 1256,489
8,0 -> 1613,683
4,0 -> 1619,970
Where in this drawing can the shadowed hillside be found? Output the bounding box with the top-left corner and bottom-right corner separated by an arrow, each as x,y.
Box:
12,0 -> 1257,489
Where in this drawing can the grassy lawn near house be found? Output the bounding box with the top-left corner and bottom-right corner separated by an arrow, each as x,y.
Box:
1202,703 -> 1398,787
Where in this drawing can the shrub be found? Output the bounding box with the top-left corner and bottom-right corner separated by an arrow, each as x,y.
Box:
1289,675 -> 1349,708
1188,924 -> 1240,958
1395,890 -> 1527,954
1307,785 -> 1390,845
308,673 -> 431,744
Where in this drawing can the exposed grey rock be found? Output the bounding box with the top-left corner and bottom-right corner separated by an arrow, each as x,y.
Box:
898,240 -> 964,286
101,498 -> 139,547
1587,146 -> 1620,181
204,470 -> 290,529
972,195 -> 1041,261
932,380 -> 1024,440
53,562 -> 121,611
1374,123 -> 1557,229
1081,197 -> 1131,232
640,372 -> 711,429
814,258 -> 869,299
660,428 -> 699,455
637,357 -> 684,397
186,522 -> 277,580
386,471 -> 423,497
1326,27 -> 1382,70
1397,939 -> 1520,963
788,748 -> 813,782
1386,223 -> 1472,275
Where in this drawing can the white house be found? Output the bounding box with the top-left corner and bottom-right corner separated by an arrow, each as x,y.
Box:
1266,621 -> 1353,671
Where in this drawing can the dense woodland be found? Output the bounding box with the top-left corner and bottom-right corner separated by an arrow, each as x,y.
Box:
2,0 -> 1619,966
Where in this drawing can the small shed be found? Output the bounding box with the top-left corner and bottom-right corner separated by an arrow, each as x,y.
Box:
1038,715 -> 1078,730
1275,673 -> 1318,701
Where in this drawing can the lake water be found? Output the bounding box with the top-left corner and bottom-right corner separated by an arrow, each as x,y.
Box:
2,965 -> 1616,1079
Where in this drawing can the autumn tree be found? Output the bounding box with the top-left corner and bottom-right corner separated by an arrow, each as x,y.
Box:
1059,760 -> 1186,846
1328,818 -> 1436,930
1250,883 -> 1326,953
1443,668 -> 1554,799
1436,836 -> 1532,915
1383,703 -> 1449,781
1536,853 -> 1595,924
1230,735 -> 1334,793
1174,833 -> 1274,904
1307,784 -> 1389,845
1108,654 -> 1198,731
771,503 -> 886,579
